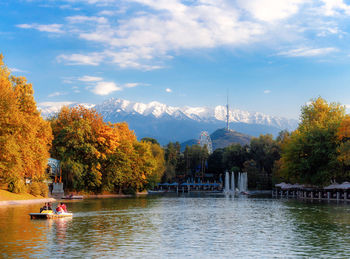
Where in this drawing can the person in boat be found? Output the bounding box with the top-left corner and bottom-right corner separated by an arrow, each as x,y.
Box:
61,202 -> 67,213
48,202 -> 52,210
56,203 -> 64,214
40,203 -> 49,213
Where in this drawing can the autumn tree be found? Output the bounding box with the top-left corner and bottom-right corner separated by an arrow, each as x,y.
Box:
51,106 -> 158,193
0,56 -> 22,184
278,97 -> 345,185
51,106 -> 120,191
141,139 -> 165,188
0,55 -> 52,192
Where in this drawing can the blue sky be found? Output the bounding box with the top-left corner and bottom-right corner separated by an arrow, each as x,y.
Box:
2,0 -> 350,119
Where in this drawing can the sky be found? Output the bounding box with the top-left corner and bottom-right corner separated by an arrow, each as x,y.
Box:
2,0 -> 350,119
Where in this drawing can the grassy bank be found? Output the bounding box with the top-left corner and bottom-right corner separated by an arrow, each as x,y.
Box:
0,189 -> 47,201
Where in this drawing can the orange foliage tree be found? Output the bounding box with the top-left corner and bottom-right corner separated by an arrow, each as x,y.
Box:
51,106 -> 158,193
0,55 -> 52,192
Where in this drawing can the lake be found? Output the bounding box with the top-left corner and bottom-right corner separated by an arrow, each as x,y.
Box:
1,194 -> 350,258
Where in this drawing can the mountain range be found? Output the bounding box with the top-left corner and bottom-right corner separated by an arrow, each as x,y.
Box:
40,98 -> 298,145
93,98 -> 298,145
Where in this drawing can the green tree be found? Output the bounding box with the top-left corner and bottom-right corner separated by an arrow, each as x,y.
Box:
207,148 -> 225,179
222,144 -> 248,172
163,142 -> 181,182
250,134 -> 280,175
278,97 -> 345,185
141,137 -> 159,145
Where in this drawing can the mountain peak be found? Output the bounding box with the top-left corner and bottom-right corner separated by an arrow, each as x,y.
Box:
39,98 -> 298,145
95,98 -> 298,130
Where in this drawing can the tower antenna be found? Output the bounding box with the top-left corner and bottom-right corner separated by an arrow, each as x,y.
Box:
226,90 -> 229,131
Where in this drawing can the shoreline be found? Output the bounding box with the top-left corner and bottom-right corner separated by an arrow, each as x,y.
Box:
0,190 -> 156,206
83,194 -> 133,199
0,198 -> 56,206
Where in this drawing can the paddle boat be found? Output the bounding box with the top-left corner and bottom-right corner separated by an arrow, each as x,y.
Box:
147,190 -> 166,194
61,195 -> 83,200
29,210 -> 73,219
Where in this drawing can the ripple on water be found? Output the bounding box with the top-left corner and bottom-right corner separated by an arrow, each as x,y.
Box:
1,196 -> 350,258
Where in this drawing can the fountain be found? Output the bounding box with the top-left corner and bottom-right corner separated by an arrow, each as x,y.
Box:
231,172 -> 235,194
238,172 -> 248,193
224,171 -> 248,195
225,171 -> 230,193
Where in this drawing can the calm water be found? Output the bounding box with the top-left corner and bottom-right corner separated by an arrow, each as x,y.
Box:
1,194 -> 350,258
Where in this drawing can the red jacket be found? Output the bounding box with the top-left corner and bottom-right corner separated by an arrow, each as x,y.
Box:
61,204 -> 67,213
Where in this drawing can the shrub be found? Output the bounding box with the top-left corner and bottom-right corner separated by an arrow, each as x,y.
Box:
29,182 -> 41,196
122,187 -> 136,195
8,178 -> 25,194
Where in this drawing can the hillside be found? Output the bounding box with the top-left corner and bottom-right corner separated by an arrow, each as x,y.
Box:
211,128 -> 251,150
181,128 -> 252,151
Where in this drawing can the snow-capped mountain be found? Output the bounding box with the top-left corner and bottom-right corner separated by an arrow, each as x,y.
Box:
94,98 -> 298,131
39,98 -> 298,145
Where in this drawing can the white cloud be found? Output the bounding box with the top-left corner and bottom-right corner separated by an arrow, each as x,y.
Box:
78,75 -> 103,82
57,53 -> 103,65
237,0 -> 307,23
124,83 -> 140,88
92,81 -> 122,95
17,23 -> 63,33
321,0 -> 350,16
57,1 -> 265,69
98,10 -> 115,16
66,15 -> 108,24
48,91 -> 66,97
165,88 -> 172,93
59,4 -> 80,11
62,78 -> 74,84
24,0 -> 349,69
263,90 -> 271,94
278,47 -> 338,57
9,67 -> 27,73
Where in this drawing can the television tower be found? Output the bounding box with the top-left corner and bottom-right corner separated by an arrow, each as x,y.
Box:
226,91 -> 229,131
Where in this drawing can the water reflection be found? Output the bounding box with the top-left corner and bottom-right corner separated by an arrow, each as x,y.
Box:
1,196 -> 350,258
283,200 -> 350,257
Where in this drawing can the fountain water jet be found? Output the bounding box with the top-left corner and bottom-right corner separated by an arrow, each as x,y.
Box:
225,171 -> 230,193
238,172 -> 248,193
231,172 -> 235,194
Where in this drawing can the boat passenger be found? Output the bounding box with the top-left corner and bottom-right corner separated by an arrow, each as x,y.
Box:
48,202 -> 52,210
61,203 -> 67,213
56,203 -> 64,214
40,203 -> 48,213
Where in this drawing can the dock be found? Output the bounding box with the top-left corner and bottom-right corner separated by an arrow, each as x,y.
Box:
272,182 -> 350,202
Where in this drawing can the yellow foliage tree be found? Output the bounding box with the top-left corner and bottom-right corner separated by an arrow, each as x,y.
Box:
0,55 -> 52,192
141,140 -> 165,188
277,97 -> 346,185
